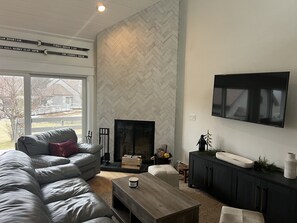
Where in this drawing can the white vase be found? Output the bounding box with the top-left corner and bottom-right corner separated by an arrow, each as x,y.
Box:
284,153 -> 297,179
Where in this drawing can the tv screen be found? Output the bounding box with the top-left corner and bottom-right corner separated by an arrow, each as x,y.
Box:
212,72 -> 290,127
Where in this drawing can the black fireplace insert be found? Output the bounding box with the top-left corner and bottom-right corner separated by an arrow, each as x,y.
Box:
114,119 -> 155,164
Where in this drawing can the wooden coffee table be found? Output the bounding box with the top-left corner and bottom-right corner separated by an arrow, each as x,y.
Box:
112,172 -> 200,223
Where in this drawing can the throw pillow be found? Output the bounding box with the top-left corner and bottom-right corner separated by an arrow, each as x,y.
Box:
49,140 -> 79,157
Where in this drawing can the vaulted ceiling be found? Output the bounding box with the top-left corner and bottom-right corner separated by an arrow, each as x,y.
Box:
0,0 -> 161,41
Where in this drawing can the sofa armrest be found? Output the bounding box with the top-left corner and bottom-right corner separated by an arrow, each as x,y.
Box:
77,143 -> 103,154
35,163 -> 81,185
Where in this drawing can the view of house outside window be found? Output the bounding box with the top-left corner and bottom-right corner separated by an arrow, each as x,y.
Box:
0,75 -> 83,150
31,77 -> 83,139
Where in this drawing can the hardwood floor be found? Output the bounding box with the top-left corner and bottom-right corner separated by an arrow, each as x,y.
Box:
88,171 -> 135,195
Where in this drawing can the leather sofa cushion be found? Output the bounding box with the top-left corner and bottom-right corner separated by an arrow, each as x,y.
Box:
36,163 -> 81,185
0,169 -> 42,199
0,150 -> 36,178
41,178 -> 91,204
49,139 -> 79,157
68,153 -> 97,168
31,155 -> 70,168
82,217 -> 115,223
18,135 -> 49,156
0,189 -> 51,223
47,192 -> 113,223
36,128 -> 78,143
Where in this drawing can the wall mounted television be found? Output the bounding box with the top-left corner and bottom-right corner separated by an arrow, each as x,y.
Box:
211,71 -> 290,128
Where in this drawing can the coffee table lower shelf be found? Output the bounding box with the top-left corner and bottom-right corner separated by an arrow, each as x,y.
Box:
112,195 -> 142,223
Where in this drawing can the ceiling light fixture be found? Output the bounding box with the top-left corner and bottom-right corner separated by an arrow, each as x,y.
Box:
97,5 -> 106,12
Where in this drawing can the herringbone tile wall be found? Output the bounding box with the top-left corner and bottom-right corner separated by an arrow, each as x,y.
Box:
96,0 -> 179,161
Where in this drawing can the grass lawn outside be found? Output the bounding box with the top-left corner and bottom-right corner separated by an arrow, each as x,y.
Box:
0,119 -> 14,150
0,111 -> 83,150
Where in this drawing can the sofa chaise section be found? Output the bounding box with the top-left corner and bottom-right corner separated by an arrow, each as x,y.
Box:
0,150 -> 114,223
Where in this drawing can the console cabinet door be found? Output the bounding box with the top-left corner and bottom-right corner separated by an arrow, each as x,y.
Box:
189,153 -> 233,204
210,162 -> 233,204
233,171 -> 258,211
263,182 -> 297,223
234,171 -> 297,223
189,153 -> 208,190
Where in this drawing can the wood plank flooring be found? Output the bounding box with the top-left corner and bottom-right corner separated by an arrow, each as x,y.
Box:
88,171 -> 135,195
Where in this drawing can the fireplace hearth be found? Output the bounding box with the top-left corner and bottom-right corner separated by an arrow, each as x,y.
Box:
114,119 -> 155,164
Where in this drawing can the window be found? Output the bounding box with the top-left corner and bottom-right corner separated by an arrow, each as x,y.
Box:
0,74 -> 86,151
0,75 -> 24,149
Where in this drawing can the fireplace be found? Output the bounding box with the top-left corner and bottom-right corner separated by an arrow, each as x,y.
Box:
114,119 -> 155,164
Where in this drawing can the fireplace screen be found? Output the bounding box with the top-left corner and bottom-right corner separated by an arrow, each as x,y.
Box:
114,119 -> 155,163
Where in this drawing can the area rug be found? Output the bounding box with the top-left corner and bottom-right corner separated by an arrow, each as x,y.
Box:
89,172 -> 224,223
179,181 -> 224,223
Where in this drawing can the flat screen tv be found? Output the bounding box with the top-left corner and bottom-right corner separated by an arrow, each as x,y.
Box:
212,71 -> 290,128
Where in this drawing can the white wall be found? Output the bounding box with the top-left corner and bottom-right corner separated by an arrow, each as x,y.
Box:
177,0 -> 297,168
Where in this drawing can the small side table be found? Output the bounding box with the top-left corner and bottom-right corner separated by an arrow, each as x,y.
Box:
177,162 -> 189,183
183,168 -> 189,183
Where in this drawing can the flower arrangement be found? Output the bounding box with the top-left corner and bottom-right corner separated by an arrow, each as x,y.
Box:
156,149 -> 172,159
153,144 -> 172,164
155,144 -> 172,159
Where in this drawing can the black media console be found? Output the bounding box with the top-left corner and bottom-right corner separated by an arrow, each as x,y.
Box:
189,151 -> 297,223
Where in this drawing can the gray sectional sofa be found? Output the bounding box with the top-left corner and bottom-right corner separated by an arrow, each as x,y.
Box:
0,150 -> 114,223
16,128 -> 101,180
